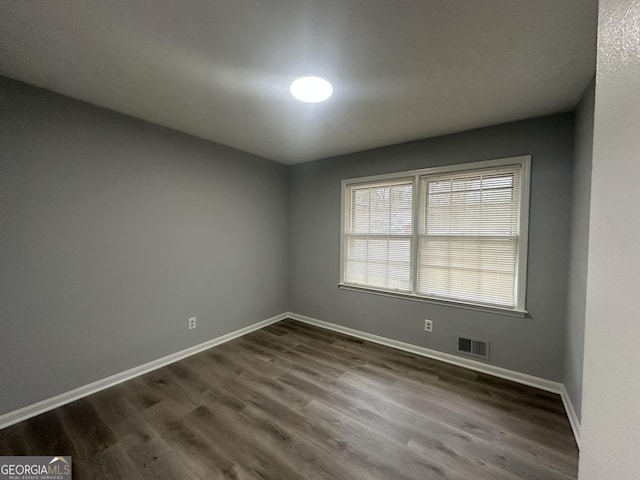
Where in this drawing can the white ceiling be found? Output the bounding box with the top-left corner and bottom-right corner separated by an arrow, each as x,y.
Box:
0,1 -> 597,164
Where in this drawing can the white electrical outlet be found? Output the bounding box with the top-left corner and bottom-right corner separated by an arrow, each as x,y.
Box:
188,317 -> 197,330
424,319 -> 433,332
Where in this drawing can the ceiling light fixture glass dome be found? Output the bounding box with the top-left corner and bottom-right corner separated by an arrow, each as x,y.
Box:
290,76 -> 333,103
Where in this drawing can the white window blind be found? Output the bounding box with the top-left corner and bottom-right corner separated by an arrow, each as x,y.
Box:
343,179 -> 413,292
340,156 -> 530,312
417,166 -> 522,308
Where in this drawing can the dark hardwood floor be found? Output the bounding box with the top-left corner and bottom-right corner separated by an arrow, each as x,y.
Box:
0,319 -> 578,479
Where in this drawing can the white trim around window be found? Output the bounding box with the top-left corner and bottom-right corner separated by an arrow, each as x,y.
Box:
339,155 -> 531,316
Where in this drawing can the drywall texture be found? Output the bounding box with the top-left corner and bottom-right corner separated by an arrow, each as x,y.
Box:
579,0 -> 640,477
563,77 -> 595,423
289,114 -> 574,381
0,76 -> 288,415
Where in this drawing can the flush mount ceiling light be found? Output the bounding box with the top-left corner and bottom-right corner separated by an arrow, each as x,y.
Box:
290,76 -> 333,103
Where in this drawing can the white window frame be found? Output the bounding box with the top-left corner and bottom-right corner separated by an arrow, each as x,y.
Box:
339,155 -> 531,316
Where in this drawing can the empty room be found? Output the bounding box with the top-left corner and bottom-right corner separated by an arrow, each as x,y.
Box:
1,1 -> 638,479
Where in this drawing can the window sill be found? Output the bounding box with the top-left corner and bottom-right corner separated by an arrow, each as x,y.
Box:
337,283 -> 528,318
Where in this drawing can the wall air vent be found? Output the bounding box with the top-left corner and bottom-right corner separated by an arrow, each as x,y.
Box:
457,335 -> 490,360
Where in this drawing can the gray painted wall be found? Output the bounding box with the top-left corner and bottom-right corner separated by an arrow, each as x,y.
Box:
564,77 -> 595,422
579,0 -> 640,476
289,114 -> 574,381
0,76 -> 288,415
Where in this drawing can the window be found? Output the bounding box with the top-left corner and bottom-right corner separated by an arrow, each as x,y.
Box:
341,156 -> 530,312
343,179 -> 414,292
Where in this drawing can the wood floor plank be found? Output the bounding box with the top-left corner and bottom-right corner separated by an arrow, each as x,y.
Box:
0,422 -> 29,455
183,403 -> 302,480
23,409 -> 81,458
57,400 -> 118,460
302,398 -> 470,480
82,443 -> 145,480
0,319 -> 578,479
213,371 -> 408,480
141,400 -> 243,479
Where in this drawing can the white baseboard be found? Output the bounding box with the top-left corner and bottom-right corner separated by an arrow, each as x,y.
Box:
287,311 -> 582,448
0,312 -> 288,431
1,310 -> 581,450
287,312 -> 562,393
558,384 -> 582,449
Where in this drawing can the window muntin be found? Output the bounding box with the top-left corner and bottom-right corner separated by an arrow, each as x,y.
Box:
340,157 -> 530,312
